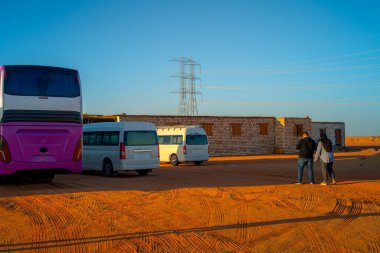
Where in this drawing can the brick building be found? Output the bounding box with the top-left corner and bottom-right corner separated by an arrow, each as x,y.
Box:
311,122 -> 345,147
83,114 -> 345,155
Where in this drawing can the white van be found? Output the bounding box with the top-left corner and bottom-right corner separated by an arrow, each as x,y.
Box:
83,122 -> 160,176
157,126 -> 209,166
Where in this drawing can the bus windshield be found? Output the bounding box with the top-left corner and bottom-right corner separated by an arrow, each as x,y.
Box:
4,69 -> 80,97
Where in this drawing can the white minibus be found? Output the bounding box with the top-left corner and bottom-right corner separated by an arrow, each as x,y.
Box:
83,122 -> 160,176
157,126 -> 209,166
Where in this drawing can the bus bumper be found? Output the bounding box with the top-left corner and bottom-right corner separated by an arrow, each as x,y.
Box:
0,161 -> 82,175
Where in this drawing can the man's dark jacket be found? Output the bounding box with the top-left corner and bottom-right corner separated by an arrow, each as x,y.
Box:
296,137 -> 316,158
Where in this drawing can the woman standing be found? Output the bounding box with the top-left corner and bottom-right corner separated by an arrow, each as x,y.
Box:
314,133 -> 336,185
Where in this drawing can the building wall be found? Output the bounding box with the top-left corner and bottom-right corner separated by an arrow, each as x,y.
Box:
311,122 -> 345,147
83,114 -> 341,155
116,115 -> 277,155
275,117 -> 312,153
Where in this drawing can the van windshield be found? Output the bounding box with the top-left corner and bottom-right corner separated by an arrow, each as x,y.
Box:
4,69 -> 80,97
124,131 -> 158,146
186,135 -> 208,145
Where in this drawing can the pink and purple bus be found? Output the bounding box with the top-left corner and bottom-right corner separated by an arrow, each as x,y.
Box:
0,65 -> 82,181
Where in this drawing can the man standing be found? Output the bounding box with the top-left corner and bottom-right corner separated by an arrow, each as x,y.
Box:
295,132 -> 316,184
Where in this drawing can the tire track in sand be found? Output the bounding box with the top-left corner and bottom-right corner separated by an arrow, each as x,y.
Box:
359,231 -> 380,253
223,188 -> 251,244
10,197 -> 47,245
330,198 -> 347,216
335,199 -> 363,232
298,191 -> 323,211
363,202 -> 380,252
97,193 -> 200,253
164,188 -> 254,253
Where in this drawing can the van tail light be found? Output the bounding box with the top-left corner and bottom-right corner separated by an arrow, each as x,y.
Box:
120,143 -> 126,159
73,137 -> 82,162
0,135 -> 12,163
157,145 -> 160,158
183,145 -> 187,154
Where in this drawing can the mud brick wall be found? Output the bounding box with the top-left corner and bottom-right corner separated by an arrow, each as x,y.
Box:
83,114 -> 336,155
275,117 -> 312,154
311,122 -> 346,147
117,115 -> 276,155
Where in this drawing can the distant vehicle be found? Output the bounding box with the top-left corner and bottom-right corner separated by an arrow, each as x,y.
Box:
0,65 -> 83,182
157,126 -> 209,166
83,122 -> 160,176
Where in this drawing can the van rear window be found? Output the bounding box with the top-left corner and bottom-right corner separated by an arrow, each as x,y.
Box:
124,131 -> 158,146
186,135 -> 208,145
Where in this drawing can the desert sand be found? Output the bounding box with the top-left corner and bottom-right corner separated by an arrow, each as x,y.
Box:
0,150 -> 379,252
346,136 -> 380,147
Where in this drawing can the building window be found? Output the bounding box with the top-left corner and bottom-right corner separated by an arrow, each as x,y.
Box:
335,129 -> 342,146
294,124 -> 303,137
202,124 -> 213,136
258,123 -> 269,136
319,128 -> 326,135
231,123 -> 242,136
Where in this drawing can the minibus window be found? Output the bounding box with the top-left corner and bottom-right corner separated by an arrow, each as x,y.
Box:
125,131 -> 158,146
83,131 -> 119,146
101,132 -> 119,146
186,135 -> 208,145
158,136 -> 171,144
83,132 -> 96,145
172,135 -> 183,145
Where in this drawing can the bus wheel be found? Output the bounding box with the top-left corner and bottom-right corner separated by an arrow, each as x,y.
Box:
194,161 -> 203,166
137,169 -> 150,176
41,173 -> 55,183
170,154 -> 179,166
103,160 -> 114,177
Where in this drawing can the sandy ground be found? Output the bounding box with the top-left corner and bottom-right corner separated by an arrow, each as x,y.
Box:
0,150 -> 379,252
346,136 -> 380,148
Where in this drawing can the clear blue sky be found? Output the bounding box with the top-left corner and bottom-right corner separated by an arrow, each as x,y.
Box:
1,0 -> 380,135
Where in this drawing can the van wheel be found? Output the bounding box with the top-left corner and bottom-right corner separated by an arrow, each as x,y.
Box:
194,161 -> 203,166
170,154 -> 179,166
103,160 -> 114,177
137,170 -> 150,176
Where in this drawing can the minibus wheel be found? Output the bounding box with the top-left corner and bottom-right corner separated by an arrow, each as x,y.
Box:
194,161 -> 203,166
103,159 -> 114,177
170,154 -> 179,166
137,169 -> 150,176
